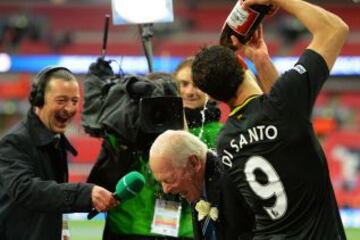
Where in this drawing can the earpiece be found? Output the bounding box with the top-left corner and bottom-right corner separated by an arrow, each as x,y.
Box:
29,66 -> 71,107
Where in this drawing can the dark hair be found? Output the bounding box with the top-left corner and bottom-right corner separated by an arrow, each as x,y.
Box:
29,66 -> 75,107
192,45 -> 244,102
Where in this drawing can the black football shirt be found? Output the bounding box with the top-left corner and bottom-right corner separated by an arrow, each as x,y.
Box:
217,50 -> 346,239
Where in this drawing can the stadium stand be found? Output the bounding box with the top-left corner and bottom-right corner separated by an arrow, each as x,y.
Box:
1,2 -> 358,56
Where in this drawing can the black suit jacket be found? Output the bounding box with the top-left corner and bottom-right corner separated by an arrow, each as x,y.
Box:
0,110 -> 93,240
192,152 -> 254,240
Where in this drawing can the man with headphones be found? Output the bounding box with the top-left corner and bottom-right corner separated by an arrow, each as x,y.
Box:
0,66 -> 118,240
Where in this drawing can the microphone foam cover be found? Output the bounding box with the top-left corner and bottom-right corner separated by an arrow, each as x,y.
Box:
114,171 -> 145,201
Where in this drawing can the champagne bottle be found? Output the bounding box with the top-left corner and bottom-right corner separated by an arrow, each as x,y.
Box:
220,0 -> 271,49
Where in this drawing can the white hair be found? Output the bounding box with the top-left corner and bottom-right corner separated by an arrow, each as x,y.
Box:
149,130 -> 208,168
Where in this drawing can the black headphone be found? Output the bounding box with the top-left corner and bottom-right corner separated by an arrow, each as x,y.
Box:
29,66 -> 72,107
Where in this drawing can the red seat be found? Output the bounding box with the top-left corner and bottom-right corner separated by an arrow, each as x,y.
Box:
325,5 -> 360,30
68,172 -> 88,183
18,40 -> 51,54
59,42 -> 143,55
291,40 -> 360,56
154,40 -> 209,57
68,136 -> 102,164
340,92 -> 360,109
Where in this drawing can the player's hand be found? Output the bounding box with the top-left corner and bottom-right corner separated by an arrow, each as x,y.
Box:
91,186 -> 119,212
231,25 -> 270,65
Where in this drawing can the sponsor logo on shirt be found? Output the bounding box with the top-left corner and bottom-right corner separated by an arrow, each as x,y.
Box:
293,64 -> 307,74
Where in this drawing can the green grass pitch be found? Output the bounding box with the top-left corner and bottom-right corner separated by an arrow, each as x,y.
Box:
69,220 -> 360,240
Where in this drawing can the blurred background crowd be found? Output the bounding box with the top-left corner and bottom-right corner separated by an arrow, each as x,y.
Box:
0,0 -> 359,224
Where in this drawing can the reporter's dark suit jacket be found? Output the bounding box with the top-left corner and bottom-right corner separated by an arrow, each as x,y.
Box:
0,110 -> 93,240
192,152 -> 254,240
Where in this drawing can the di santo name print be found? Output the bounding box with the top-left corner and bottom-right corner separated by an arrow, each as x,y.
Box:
222,125 -> 278,168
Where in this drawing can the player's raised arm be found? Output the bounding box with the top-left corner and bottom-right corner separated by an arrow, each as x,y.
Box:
244,0 -> 349,70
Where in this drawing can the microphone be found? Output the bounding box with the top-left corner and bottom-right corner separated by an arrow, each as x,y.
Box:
87,171 -> 145,220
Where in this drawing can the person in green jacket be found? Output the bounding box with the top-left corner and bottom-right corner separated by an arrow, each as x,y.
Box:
171,57 -> 224,239
103,72 -> 194,240
174,56 -> 223,150
83,59 -> 193,240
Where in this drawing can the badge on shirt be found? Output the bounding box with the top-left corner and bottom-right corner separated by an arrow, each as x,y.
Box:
151,199 -> 182,237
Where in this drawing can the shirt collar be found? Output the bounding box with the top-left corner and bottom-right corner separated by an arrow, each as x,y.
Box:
229,94 -> 260,117
26,109 -> 77,156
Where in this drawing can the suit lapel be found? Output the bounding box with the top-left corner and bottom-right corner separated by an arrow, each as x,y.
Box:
191,151 -> 223,240
192,201 -> 204,240
205,151 -> 222,207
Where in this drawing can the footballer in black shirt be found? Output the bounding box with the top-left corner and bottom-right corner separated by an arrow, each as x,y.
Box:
192,0 -> 349,239
217,50 -> 346,239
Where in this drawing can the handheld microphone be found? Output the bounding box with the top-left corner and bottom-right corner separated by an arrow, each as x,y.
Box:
87,171 -> 145,220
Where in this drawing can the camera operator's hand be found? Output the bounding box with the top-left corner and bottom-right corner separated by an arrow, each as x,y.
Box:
89,58 -> 114,80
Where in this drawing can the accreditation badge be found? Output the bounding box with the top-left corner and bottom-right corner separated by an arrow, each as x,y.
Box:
151,199 -> 182,237
62,214 -> 71,240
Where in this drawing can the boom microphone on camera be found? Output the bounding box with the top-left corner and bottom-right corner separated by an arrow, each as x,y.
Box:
101,14 -> 110,59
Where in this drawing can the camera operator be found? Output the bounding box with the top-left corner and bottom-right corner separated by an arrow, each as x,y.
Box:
83,59 -> 190,240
